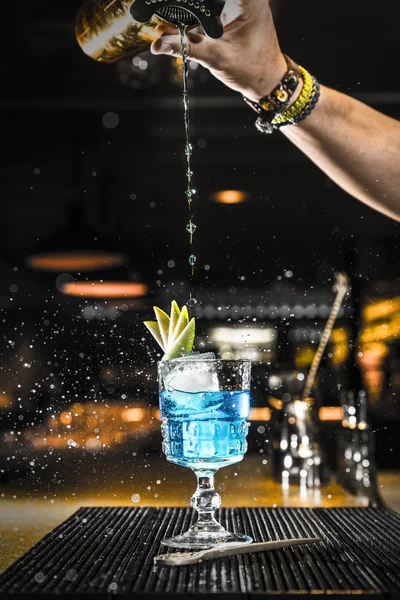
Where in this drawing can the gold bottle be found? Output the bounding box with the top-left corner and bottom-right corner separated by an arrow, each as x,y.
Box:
75,0 -> 226,63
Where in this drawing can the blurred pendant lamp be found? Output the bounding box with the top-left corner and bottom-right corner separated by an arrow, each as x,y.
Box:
25,201 -> 128,273
25,131 -> 127,274
25,130 -> 148,299
58,269 -> 148,299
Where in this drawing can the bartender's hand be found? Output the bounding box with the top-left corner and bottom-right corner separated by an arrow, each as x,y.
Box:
151,0 -> 287,102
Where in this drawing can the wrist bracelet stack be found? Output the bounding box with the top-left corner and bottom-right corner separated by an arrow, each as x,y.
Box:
243,57 -> 321,135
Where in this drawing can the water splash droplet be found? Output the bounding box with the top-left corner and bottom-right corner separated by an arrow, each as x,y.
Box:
185,189 -> 196,200
186,222 -> 197,234
189,255 -> 196,266
187,297 -> 197,308
185,143 -> 192,157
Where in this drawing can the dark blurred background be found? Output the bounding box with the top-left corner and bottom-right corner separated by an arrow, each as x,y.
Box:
0,0 -> 399,491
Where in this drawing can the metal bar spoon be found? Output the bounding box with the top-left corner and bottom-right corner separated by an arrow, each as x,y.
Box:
154,538 -> 322,566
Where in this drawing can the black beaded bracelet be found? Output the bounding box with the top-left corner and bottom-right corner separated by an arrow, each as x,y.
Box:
242,55 -> 301,123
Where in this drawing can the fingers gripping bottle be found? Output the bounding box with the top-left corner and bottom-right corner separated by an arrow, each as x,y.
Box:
75,0 -> 226,63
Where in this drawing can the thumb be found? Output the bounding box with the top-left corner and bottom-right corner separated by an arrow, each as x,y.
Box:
151,33 -> 218,68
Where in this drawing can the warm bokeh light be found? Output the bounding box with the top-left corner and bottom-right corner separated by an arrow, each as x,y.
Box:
364,297 -> 400,322
60,281 -> 148,298
319,407 -> 343,421
212,190 -> 249,204
361,317 -> 400,343
26,252 -> 127,272
294,345 -> 315,369
358,342 -> 388,399
26,403 -> 159,451
71,403 -> 84,416
60,412 -> 73,425
331,328 -> 350,365
269,398 -> 283,411
249,407 -> 271,421
121,408 -> 145,423
0,394 -> 12,409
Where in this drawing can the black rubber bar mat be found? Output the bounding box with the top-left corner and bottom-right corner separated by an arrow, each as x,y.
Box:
1,507 -> 400,598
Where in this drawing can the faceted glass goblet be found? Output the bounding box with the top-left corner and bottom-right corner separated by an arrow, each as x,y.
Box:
158,357 -> 252,550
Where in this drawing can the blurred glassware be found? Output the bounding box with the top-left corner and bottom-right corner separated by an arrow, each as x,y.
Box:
336,389 -> 377,499
267,371 -> 331,488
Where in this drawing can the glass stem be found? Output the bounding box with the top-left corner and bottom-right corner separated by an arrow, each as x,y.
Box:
190,470 -> 225,533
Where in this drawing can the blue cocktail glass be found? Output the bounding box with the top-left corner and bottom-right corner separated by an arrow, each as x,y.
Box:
158,358 -> 252,550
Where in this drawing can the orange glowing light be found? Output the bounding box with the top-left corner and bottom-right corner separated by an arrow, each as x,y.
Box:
115,432 -> 127,444
0,394 -> 12,409
26,252 -> 127,272
249,407 -> 271,421
71,403 -> 84,416
60,412 -> 72,425
295,346 -> 315,369
364,297 -> 400,322
269,398 -> 283,411
212,190 -> 249,204
61,281 -> 148,298
121,408 -> 145,422
319,407 -> 343,421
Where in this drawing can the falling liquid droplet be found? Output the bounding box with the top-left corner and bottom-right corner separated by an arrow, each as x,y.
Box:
187,297 -> 197,308
186,222 -> 197,234
183,92 -> 189,111
180,25 -> 197,293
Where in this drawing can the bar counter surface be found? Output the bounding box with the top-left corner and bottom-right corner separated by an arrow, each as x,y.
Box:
1,453 -> 399,597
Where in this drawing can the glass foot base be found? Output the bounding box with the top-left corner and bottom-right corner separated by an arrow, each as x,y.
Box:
161,530 -> 253,550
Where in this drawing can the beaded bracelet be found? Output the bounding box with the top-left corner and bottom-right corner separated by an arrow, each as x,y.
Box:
243,55 -> 301,119
253,64 -> 321,135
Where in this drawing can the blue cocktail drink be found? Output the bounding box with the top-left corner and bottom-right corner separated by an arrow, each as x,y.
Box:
160,389 -> 250,470
158,357 -> 252,550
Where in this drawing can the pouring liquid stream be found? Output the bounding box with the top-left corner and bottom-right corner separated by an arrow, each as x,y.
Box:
179,23 -> 197,309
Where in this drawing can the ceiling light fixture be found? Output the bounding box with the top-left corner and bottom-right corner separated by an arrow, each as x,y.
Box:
61,281 -> 148,298
25,204 -> 127,272
212,190 -> 249,204
59,264 -> 149,299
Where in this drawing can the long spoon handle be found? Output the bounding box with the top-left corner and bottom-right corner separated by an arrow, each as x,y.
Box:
154,537 -> 322,566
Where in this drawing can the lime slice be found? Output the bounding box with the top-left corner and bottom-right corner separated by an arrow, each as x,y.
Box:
143,321 -> 165,352
170,305 -> 189,345
168,300 -> 181,347
144,302 -> 195,358
163,317 -> 195,360
153,306 -> 170,351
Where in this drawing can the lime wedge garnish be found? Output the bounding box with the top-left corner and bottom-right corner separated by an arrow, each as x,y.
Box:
143,321 -> 165,352
170,305 -> 189,345
163,317 -> 195,360
144,301 -> 195,359
153,306 -> 170,351
168,300 -> 181,347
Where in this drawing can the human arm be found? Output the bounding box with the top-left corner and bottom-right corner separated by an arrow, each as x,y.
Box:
151,0 -> 400,221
